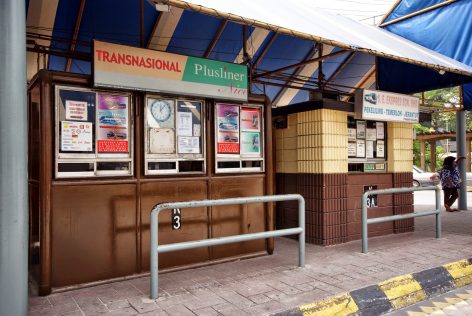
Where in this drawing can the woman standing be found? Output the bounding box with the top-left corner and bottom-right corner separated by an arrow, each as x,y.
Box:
431,156 -> 465,212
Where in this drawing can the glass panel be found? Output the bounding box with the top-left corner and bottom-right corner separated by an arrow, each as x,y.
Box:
242,160 -> 262,168
217,161 -> 240,169
96,94 -> 130,154
147,99 -> 176,154
58,89 -> 96,154
176,100 -> 202,155
148,161 -> 177,170
96,162 -> 130,171
58,163 -> 94,172
179,160 -> 204,172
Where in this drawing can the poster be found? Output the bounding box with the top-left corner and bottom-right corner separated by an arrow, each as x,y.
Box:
241,132 -> 261,155
149,128 -> 175,154
178,136 -> 200,154
240,108 -> 260,132
356,140 -> 365,157
97,94 -> 129,153
376,122 -> 384,139
366,141 -> 374,158
61,121 -> 93,152
65,100 -> 88,121
356,121 -> 366,139
217,103 -> 240,154
366,128 -> 376,141
348,128 -> 356,141
177,112 -> 193,136
348,142 -> 356,157
376,140 -> 385,158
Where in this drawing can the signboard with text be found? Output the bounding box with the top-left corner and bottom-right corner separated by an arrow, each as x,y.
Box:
355,89 -> 419,123
94,40 -> 248,101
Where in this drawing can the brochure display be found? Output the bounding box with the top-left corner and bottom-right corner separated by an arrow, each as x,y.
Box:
145,97 -> 204,174
215,103 -> 264,173
56,87 -> 132,177
348,116 -> 386,172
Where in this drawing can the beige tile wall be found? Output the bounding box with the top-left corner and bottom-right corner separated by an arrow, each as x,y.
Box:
387,122 -> 413,172
276,109 -> 348,174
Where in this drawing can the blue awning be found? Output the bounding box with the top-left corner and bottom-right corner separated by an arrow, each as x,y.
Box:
26,0 -> 472,106
381,0 -> 472,109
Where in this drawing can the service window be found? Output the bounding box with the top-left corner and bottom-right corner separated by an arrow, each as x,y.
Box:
347,116 -> 386,172
144,96 -> 205,175
55,86 -> 133,178
215,103 -> 264,173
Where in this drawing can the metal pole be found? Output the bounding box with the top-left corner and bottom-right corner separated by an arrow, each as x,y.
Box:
298,196 -> 305,267
0,1 -> 28,315
149,195 -> 305,299
361,192 -> 368,254
457,110 -> 467,210
150,209 -> 159,300
435,187 -> 442,238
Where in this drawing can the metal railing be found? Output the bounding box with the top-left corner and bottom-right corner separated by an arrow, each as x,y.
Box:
362,186 -> 441,254
150,194 -> 305,299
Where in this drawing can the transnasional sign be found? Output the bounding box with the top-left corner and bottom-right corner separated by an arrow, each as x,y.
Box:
355,89 -> 419,123
93,40 -> 248,101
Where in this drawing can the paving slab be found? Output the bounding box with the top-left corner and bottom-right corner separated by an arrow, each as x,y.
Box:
28,193 -> 472,315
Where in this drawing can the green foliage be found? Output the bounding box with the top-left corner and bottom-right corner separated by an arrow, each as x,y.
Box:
413,123 -> 444,170
412,86 -> 469,171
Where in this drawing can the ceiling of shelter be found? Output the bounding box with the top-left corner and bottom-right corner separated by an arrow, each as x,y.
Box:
25,0 -> 472,107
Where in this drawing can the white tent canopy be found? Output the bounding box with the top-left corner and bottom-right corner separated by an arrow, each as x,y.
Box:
158,0 -> 472,77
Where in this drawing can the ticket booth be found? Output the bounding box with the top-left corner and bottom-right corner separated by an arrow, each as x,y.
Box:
28,41 -> 273,295
274,90 -> 417,246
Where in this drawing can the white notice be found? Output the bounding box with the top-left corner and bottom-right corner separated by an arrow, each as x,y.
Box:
65,100 -> 88,121
356,121 -> 366,139
377,140 -> 385,158
61,121 -> 93,151
348,142 -> 356,157
356,140 -> 365,157
177,112 -> 193,136
376,122 -> 385,139
348,128 -> 356,141
193,124 -> 201,137
149,128 -> 175,154
178,136 -> 200,154
366,128 -> 376,141
366,141 -> 374,158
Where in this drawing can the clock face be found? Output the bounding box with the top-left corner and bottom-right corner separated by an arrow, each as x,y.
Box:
151,100 -> 172,123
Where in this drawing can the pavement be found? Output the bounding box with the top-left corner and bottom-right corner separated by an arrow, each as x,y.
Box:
28,191 -> 472,316
388,283 -> 472,315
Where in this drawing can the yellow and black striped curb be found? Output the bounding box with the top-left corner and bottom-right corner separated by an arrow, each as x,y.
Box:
273,258 -> 472,316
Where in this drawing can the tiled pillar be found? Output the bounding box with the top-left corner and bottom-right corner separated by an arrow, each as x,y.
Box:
275,109 -> 349,245
388,122 -> 414,233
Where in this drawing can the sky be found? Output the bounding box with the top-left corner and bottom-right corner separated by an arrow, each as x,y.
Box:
309,0 -> 399,24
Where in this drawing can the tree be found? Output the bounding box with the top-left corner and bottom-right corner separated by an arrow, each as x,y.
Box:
413,123 -> 444,171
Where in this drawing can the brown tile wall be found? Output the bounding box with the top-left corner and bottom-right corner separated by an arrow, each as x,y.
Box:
392,172 -> 414,233
276,172 -> 414,246
276,173 -> 347,246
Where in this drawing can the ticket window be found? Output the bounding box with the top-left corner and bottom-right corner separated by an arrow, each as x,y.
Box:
215,103 -> 264,173
55,86 -> 133,178
144,96 -> 205,175
347,116 -> 387,172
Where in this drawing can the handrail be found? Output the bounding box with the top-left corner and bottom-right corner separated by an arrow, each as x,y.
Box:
362,186 -> 441,254
150,194 -> 305,299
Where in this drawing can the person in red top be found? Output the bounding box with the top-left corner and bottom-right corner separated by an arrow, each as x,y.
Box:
431,156 -> 465,212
